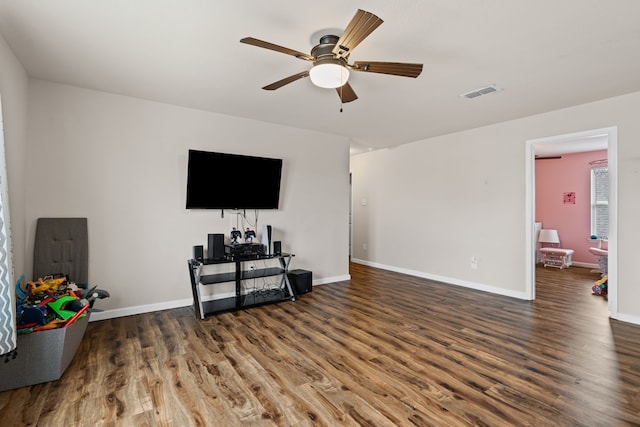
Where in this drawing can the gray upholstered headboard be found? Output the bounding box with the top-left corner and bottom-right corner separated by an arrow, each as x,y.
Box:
33,218 -> 88,285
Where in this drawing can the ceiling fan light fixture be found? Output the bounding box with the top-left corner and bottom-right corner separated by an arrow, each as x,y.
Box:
309,63 -> 350,89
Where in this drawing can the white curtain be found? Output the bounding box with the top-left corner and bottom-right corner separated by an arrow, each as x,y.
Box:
0,95 -> 16,357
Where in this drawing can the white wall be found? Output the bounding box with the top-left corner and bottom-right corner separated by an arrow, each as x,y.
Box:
25,80 -> 351,318
6,28 -> 639,324
351,91 -> 640,324
0,34 -> 28,279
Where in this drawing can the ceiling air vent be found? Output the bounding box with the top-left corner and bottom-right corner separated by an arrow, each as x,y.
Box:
461,84 -> 503,99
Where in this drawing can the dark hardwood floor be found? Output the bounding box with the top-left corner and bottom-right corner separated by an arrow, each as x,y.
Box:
1,263 -> 638,426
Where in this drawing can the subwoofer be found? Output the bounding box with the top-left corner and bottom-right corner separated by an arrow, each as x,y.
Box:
287,269 -> 312,295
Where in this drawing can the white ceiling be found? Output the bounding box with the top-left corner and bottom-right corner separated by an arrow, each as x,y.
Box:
1,1 -> 639,154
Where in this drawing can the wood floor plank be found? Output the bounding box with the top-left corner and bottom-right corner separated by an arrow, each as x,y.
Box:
1,262 -> 639,426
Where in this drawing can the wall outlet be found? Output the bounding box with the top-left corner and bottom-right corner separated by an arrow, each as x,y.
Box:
362,243 -> 368,251
470,256 -> 478,270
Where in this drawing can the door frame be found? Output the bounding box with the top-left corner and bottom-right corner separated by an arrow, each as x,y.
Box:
525,126 -> 618,318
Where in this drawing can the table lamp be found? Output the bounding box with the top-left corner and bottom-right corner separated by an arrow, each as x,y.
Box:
538,229 -> 560,248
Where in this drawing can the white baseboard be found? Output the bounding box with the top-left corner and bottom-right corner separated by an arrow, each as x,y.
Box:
87,268 -> 637,326
89,298 -> 194,321
571,261 -> 601,269
350,258 -> 528,300
313,274 -> 350,286
89,274 -> 352,321
616,312 -> 640,326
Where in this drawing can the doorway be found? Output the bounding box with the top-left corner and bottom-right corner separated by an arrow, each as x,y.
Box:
525,127 -> 618,319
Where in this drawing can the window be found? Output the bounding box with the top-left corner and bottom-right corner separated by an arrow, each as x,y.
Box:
591,166 -> 608,239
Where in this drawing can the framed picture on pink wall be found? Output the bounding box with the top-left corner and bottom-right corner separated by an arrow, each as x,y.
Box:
563,192 -> 576,204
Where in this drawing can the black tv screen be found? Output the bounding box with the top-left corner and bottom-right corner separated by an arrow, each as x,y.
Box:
186,150 -> 283,209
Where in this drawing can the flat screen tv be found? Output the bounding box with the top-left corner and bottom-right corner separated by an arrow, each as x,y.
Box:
186,149 -> 283,210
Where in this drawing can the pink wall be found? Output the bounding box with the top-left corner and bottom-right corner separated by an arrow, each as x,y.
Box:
535,149 -> 607,264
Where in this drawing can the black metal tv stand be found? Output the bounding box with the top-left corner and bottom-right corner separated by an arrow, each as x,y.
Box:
187,253 -> 295,319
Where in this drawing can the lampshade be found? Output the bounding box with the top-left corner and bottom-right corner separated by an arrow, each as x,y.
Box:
538,229 -> 560,244
309,63 -> 350,89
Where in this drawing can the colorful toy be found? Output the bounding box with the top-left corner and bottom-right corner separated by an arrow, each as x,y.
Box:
592,275 -> 608,295
15,273 -> 27,300
15,271 -> 110,334
27,276 -> 66,295
17,305 -> 48,325
47,295 -> 84,320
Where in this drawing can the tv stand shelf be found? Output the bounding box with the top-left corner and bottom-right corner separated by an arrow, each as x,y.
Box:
188,253 -> 295,319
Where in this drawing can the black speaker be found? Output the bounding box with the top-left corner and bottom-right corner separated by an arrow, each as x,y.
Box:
288,269 -> 312,295
192,245 -> 204,261
208,233 -> 225,260
273,241 -> 282,255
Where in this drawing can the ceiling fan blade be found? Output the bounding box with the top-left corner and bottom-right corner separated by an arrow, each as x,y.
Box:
352,61 -> 423,78
240,37 -> 314,61
262,71 -> 310,90
333,9 -> 383,59
336,82 -> 358,103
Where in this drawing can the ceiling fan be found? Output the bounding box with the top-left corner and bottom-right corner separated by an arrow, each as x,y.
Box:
240,9 -> 423,103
